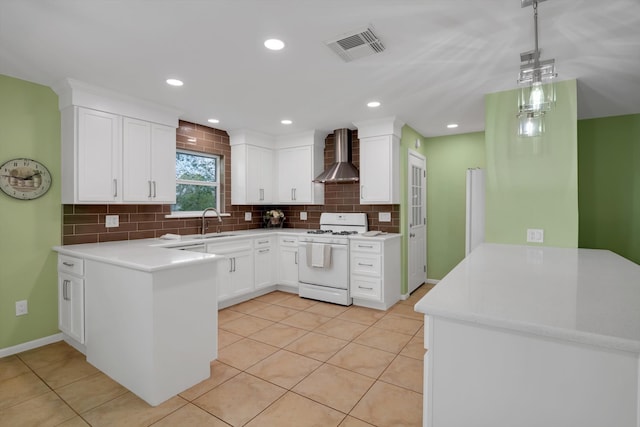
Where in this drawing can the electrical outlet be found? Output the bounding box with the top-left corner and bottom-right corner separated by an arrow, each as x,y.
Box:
244,212 -> 252,221
105,215 -> 119,228
527,228 -> 544,243
16,300 -> 28,316
300,212 -> 308,221
378,212 -> 391,222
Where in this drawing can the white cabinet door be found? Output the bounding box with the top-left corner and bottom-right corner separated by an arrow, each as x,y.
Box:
278,246 -> 299,287
359,135 -> 399,204
77,107 -> 121,202
123,119 -> 176,203
254,246 -> 275,289
150,124 -> 177,203
122,117 -> 152,201
231,249 -> 254,296
277,146 -> 312,203
232,145 -> 274,204
58,273 -> 85,344
247,145 -> 274,203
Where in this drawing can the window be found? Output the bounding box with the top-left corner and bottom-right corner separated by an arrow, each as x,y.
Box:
172,150 -> 220,213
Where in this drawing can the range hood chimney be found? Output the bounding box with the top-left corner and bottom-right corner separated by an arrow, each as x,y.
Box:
313,128 -> 359,183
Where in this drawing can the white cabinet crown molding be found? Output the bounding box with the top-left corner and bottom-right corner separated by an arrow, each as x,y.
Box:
52,78 -> 181,127
228,129 -> 276,148
353,116 -> 404,139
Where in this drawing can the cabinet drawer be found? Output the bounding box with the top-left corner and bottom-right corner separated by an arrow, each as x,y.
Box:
279,236 -> 298,247
58,255 -> 84,276
351,254 -> 381,276
208,240 -> 252,254
350,276 -> 381,300
350,240 -> 382,254
254,236 -> 274,248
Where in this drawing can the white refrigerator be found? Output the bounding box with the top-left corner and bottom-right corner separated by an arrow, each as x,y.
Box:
465,168 -> 485,256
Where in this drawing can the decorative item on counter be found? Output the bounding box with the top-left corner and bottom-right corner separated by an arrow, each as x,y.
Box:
264,209 -> 285,228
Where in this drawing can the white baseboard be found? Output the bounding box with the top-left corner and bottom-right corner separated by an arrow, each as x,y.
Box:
426,278 -> 440,285
0,333 -> 64,358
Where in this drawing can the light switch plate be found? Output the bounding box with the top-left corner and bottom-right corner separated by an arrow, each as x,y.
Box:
16,300 -> 28,316
378,212 -> 391,222
105,215 -> 119,228
300,212 -> 308,221
244,212 -> 252,221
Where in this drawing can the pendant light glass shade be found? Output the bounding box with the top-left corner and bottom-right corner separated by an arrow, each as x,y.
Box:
516,0 -> 557,137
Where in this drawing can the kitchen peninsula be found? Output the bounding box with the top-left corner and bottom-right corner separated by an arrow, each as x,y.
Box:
415,243 -> 640,427
54,240 -> 222,406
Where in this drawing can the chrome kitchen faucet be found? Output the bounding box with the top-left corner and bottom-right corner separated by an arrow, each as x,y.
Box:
201,207 -> 223,235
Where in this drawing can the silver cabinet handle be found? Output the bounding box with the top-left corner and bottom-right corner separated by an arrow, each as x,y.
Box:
113,179 -> 118,197
259,189 -> 264,201
229,258 -> 233,273
62,262 -> 74,267
358,285 -> 373,290
358,263 -> 374,267
258,248 -> 269,253
258,239 -> 269,244
232,257 -> 236,272
358,244 -> 374,249
148,180 -> 152,198
63,279 -> 71,301
294,252 -> 298,265
153,181 -> 157,198
283,239 -> 295,243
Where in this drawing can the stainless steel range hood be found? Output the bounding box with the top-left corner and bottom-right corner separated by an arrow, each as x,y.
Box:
313,128 -> 359,183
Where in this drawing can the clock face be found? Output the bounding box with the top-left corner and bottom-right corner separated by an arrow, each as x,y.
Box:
0,158 -> 52,200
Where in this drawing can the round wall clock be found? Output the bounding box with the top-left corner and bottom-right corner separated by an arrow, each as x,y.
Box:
0,158 -> 52,200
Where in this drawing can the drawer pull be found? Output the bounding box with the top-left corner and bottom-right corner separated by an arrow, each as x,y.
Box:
153,181 -> 157,198
283,239 -> 295,243
358,244 -> 374,249
358,285 -> 374,290
258,249 -> 269,253
258,240 -> 269,244
358,263 -> 374,267
62,262 -> 75,267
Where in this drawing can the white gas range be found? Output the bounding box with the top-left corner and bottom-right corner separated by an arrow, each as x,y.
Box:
298,212 -> 368,305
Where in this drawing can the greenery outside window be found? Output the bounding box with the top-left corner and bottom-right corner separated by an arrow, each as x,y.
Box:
171,150 -> 220,214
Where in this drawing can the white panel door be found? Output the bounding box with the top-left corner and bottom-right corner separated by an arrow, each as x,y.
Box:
277,146 -> 312,203
77,108 -> 121,202
408,150 -> 427,294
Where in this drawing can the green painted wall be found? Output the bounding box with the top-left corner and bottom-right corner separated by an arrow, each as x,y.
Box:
423,132 -> 486,280
485,79 -> 579,247
0,75 -> 61,350
578,113 -> 640,264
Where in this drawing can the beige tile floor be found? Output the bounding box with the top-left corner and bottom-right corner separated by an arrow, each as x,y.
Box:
0,284 -> 433,427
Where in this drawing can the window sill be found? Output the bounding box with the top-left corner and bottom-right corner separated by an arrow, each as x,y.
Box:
165,212 -> 231,219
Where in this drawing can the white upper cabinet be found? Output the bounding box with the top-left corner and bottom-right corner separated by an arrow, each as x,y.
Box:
354,117 -> 403,205
230,130 -> 275,205
67,107 -> 122,203
122,118 -> 176,203
54,78 -> 179,204
276,130 -> 325,204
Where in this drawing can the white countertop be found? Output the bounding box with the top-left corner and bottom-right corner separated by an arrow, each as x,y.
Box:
414,243 -> 640,353
54,228 -> 400,272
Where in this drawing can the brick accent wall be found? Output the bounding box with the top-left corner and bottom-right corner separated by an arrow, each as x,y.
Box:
62,125 -> 400,245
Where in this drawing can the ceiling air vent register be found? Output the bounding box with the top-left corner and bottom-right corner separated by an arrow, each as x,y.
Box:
325,26 -> 385,62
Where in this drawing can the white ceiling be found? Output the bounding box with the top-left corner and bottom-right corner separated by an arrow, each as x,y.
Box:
1,0 -> 639,137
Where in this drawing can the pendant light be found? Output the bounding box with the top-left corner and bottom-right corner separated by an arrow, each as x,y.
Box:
517,0 -> 557,137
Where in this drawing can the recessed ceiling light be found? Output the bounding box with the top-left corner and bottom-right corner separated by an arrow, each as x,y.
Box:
166,78 -> 183,87
447,123 -> 459,129
367,101 -> 381,108
207,118 -> 220,124
281,119 -> 293,125
264,39 -> 285,50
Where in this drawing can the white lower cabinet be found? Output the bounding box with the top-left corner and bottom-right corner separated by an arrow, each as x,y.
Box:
277,236 -> 299,287
57,255 -> 85,347
254,237 -> 275,289
349,236 -> 401,310
207,239 -> 254,302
